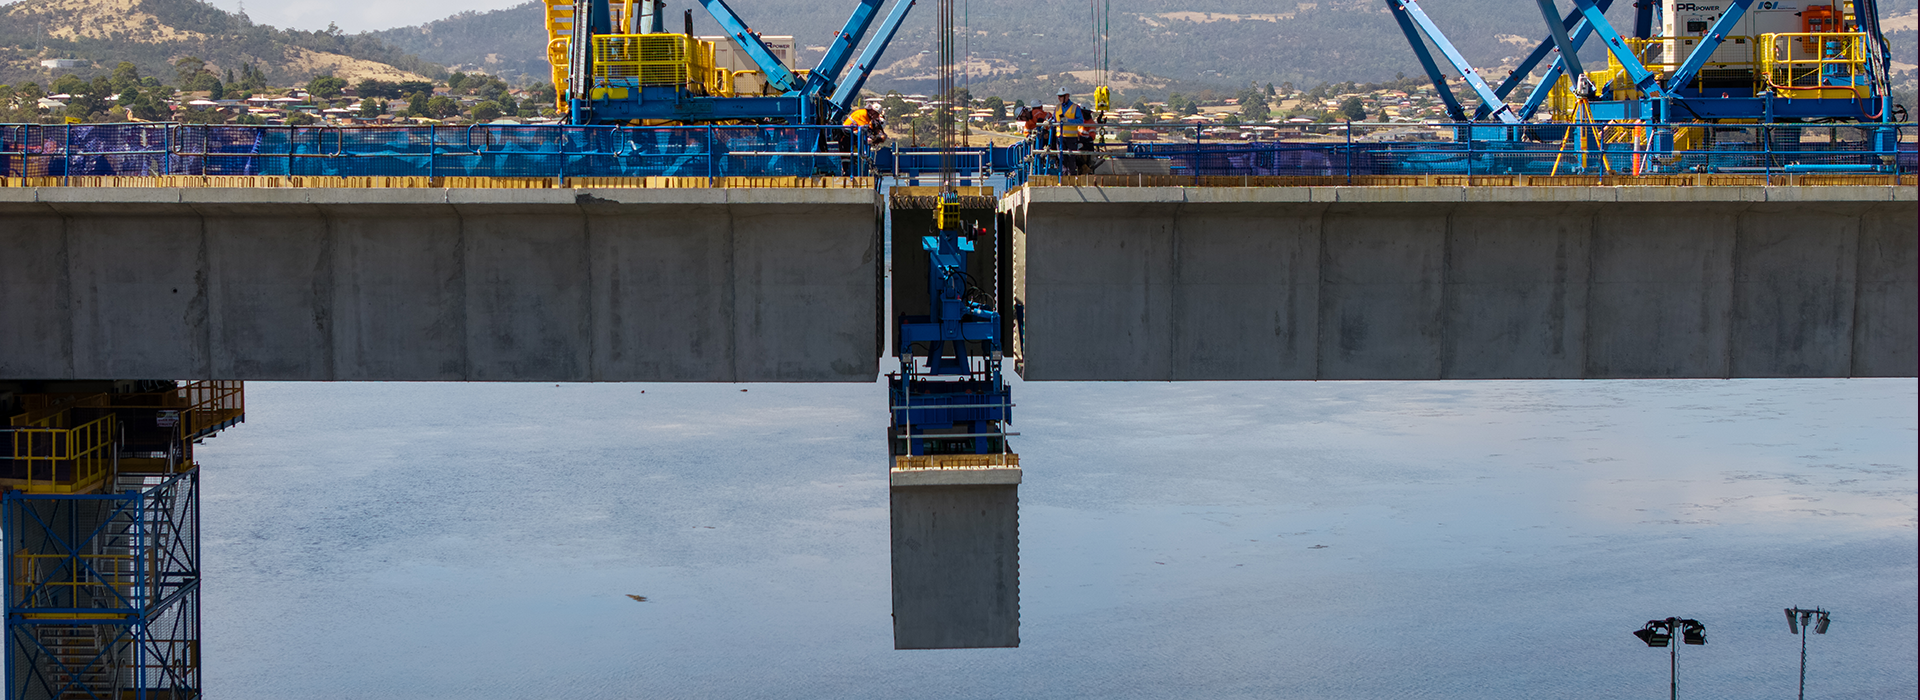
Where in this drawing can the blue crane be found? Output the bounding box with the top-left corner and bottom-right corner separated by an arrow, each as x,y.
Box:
1388,0 -> 1898,129
563,0 -> 916,125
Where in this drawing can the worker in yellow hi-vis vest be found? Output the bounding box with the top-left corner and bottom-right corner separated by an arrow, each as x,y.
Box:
1053,89 -> 1091,174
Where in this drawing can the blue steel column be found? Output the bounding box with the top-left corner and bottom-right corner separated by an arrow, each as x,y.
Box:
1536,0 -> 1588,84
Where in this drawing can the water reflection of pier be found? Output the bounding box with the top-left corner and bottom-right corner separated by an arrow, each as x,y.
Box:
891,465 -> 1021,649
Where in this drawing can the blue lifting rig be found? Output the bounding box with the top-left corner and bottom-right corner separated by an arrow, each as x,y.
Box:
1387,0 -> 1900,142
889,196 -> 1015,466
560,0 -> 917,125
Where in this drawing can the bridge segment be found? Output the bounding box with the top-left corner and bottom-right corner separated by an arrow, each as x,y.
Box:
1002,186 -> 1916,380
0,187 -> 880,382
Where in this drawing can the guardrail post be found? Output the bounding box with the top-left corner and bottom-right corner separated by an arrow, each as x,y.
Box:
1763,124 -> 1772,185
1345,120 -> 1354,184
1466,126 -> 1475,183
428,124 -> 437,185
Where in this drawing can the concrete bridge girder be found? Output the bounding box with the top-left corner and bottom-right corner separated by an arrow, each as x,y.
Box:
0,188 -> 881,382
1003,187 -> 1917,381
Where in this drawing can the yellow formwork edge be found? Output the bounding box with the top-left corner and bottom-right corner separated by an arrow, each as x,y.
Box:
892,454 -> 1022,471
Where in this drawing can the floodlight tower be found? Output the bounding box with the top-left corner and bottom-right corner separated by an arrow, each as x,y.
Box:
1632,616 -> 1707,700
1784,607 -> 1833,700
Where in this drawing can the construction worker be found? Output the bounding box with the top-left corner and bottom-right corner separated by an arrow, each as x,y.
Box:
1054,89 -> 1090,151
1053,89 -> 1091,174
844,101 -> 888,144
837,101 -> 887,175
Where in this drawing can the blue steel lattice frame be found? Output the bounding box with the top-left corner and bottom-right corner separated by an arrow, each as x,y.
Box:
1568,0 -> 1663,97
1481,0 -> 1613,120
1384,0 -> 1524,124
1517,0 -> 1615,120
699,0 -> 803,93
3,471 -> 202,700
829,0 -> 919,120
806,0 -> 888,101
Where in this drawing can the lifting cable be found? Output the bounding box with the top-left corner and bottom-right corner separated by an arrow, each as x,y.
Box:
938,0 -> 957,192
1091,0 -> 1112,114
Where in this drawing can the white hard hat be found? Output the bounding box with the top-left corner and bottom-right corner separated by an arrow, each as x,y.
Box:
1056,89 -> 1071,96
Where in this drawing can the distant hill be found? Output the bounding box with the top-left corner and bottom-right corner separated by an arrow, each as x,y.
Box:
368,3 -> 552,84
0,0 -> 445,87
369,0 -> 1917,103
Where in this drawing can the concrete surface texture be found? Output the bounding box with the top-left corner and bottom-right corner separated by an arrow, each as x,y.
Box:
0,188 -> 881,382
1003,186 -> 1919,380
890,484 -> 1020,649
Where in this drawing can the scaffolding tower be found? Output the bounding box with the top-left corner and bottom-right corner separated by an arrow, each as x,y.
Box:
1,381 -> 242,700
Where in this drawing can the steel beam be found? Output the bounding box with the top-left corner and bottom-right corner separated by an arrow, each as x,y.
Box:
1387,0 -> 1469,121
809,0 -> 888,99
1664,0 -> 1755,92
699,0 -> 803,93
830,0 -> 918,118
1517,0 -> 1616,120
1387,0 -> 1522,123
1569,0 -> 1663,97
1481,0 -> 1612,120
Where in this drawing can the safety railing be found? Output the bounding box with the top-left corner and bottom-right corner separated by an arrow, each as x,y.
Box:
11,553 -> 137,602
590,34 -> 718,91
1760,32 -> 1870,99
2,123 -> 879,184
1006,121 -> 1916,184
7,121 -> 1913,187
177,381 -> 244,443
2,413 -> 116,494
1618,36 -> 1764,90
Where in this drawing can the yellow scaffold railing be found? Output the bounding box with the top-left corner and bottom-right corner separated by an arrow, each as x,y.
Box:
177,380 -> 245,442
1760,32 -> 1870,101
589,33 -> 719,97
3,413 -> 116,494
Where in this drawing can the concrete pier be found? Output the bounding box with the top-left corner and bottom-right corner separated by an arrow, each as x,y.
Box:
1003,186 -> 1917,380
0,188 -> 881,382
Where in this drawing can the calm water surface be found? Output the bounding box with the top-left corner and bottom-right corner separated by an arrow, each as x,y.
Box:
198,379 -> 1916,699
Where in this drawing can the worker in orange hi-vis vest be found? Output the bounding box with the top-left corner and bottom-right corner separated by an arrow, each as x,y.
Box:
837,101 -> 887,175
843,102 -> 888,144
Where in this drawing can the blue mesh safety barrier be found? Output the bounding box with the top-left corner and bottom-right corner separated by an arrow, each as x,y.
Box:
1,123 -> 868,179
3,122 -> 1912,182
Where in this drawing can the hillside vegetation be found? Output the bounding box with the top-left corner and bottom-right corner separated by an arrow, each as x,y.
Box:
0,0 -> 444,86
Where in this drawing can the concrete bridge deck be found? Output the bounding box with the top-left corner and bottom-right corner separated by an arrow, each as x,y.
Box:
1004,185 -> 1916,380
1,184 -> 1912,382
0,187 -> 881,382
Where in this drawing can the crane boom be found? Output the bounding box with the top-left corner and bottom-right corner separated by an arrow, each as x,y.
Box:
830,0 -> 916,118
